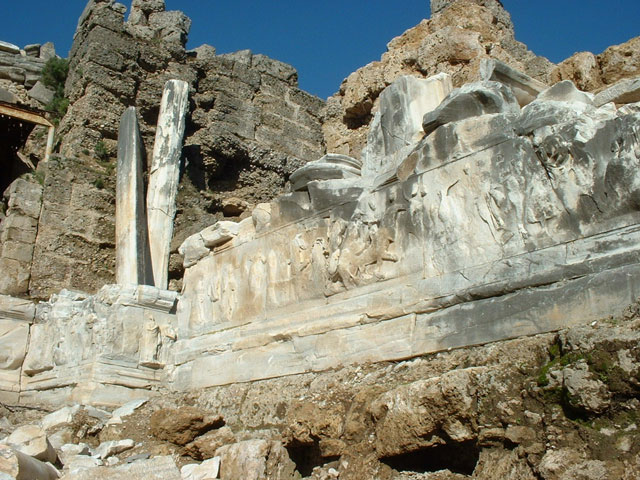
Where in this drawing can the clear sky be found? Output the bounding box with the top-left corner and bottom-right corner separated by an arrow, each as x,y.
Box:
3,1 -> 639,99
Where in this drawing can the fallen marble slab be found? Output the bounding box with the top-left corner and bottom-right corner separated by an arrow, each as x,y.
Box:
59,455 -> 180,480
480,58 -> 547,106
594,76 -> 640,106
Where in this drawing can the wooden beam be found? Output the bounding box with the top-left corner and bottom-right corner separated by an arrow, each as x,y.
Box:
0,104 -> 54,128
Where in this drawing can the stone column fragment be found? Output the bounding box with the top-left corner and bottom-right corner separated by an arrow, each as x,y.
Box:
146,79 -> 189,289
0,444 -> 59,480
116,107 -> 152,285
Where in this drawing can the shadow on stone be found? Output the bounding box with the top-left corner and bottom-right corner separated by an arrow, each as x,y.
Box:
380,440 -> 480,476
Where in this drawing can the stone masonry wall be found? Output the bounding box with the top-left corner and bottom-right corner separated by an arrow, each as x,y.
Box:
28,0 -> 325,298
0,179 -> 43,296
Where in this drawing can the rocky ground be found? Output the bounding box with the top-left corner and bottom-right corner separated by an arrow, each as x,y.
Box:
1,300 -> 639,479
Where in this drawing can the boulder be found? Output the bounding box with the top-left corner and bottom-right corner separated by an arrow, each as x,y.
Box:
150,407 -> 224,446
181,457 -> 220,480
184,426 -> 236,460
40,406 -> 81,432
29,80 -> 55,105
215,440 -> 298,480
6,425 -> 57,464
222,197 -> 251,217
562,360 -> 612,414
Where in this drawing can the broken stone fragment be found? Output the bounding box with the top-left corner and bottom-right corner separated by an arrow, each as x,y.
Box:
27,81 -> 54,105
39,406 -> 81,432
0,88 -> 17,104
23,44 -> 40,57
6,425 -> 57,464
536,80 -> 594,105
91,439 -> 135,460
251,203 -> 272,232
178,220 -> 242,268
58,443 -> 90,466
480,58 -> 547,106
180,456 -> 220,480
201,221 -> 240,248
289,153 -> 362,192
0,444 -> 59,480
562,360 -> 612,414
422,80 -> 520,136
106,398 -> 148,425
594,76 -> 640,106
64,454 -> 102,474
178,234 -> 210,269
39,42 -> 55,61
215,440 -> 298,480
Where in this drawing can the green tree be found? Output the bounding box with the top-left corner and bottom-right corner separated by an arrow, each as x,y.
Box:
41,57 -> 70,121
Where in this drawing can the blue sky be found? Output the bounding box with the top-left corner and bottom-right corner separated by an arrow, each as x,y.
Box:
3,1 -> 639,99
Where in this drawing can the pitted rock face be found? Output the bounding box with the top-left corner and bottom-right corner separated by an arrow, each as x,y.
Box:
430,0 -> 513,30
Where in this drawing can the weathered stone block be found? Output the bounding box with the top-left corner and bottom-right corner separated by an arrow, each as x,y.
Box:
362,73 -> 453,178
480,58 -> 547,106
0,319 -> 29,370
0,259 -> 32,296
594,76 -> 640,106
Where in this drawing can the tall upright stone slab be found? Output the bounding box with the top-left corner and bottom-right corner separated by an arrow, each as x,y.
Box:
146,79 -> 189,289
116,107 -> 152,285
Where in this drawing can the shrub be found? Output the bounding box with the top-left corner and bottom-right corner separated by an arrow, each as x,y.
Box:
41,57 -> 70,121
95,140 -> 109,162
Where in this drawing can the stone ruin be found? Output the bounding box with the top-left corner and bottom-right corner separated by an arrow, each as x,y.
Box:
2,29 -> 640,406
1,0 -> 640,477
